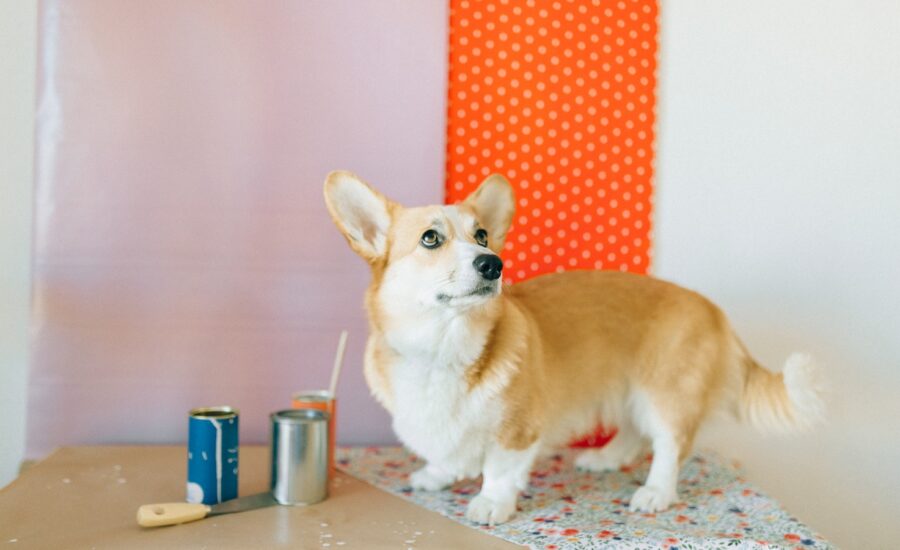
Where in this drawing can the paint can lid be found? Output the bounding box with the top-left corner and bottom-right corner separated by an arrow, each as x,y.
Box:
290,390 -> 333,402
271,408 -> 329,424
189,406 -> 239,419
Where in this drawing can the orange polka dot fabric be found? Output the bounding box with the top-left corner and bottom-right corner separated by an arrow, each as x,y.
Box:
445,0 -> 658,284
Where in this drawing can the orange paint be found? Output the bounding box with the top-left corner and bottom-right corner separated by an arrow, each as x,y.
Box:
291,391 -> 336,478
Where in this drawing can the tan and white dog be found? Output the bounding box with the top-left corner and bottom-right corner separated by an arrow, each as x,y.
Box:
323,170 -> 824,525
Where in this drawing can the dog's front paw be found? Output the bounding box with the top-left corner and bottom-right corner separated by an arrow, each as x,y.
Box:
465,494 -> 516,525
409,467 -> 452,491
629,485 -> 677,513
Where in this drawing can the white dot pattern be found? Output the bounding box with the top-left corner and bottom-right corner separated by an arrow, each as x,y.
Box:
445,0 -> 657,284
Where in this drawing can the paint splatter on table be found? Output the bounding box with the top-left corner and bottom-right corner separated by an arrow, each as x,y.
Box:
337,447 -> 831,549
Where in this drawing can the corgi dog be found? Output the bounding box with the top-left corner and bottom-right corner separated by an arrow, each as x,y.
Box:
323,171 -> 824,525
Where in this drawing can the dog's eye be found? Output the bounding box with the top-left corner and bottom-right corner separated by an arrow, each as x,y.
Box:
420,229 -> 442,249
474,229 -> 488,247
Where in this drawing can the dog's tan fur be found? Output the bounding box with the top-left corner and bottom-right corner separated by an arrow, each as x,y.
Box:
324,170 -> 823,523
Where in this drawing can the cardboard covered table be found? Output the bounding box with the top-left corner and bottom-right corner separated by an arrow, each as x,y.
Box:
0,446 -> 831,549
0,446 -> 519,549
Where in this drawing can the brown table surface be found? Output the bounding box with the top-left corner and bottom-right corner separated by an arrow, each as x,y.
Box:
0,446 -> 521,549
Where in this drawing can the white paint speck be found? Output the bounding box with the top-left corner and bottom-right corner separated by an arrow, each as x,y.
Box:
117,478 -> 127,484
62,478 -> 71,484
320,522 -> 329,527
321,534 -> 332,538
8,539 -> 18,543
336,543 -> 346,546
113,464 -> 122,471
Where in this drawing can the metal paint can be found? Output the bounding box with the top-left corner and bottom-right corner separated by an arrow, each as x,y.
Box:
291,390 -> 336,477
270,409 -> 329,505
187,406 -> 239,505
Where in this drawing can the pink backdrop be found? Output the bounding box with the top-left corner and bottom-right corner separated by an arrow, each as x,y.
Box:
28,1 -> 448,456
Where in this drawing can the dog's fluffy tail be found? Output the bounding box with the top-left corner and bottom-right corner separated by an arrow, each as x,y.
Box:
740,351 -> 825,434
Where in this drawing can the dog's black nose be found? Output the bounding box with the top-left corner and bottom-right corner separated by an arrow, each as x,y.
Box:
473,254 -> 503,280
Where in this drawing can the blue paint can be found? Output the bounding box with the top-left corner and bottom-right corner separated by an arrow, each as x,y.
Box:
187,406 -> 239,505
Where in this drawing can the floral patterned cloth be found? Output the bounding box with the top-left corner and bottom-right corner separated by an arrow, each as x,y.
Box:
336,447 -> 831,549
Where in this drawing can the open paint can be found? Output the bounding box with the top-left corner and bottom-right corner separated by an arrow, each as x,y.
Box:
291,390 -> 336,477
270,409 -> 329,505
187,406 -> 239,505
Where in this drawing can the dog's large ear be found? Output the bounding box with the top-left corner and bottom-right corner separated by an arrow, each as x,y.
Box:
324,171 -> 395,262
464,174 -> 515,252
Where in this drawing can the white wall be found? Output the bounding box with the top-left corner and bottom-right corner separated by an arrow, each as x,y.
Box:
655,1 -> 900,548
0,0 -> 37,488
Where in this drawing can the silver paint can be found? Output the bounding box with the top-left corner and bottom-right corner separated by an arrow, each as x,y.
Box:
270,409 -> 329,505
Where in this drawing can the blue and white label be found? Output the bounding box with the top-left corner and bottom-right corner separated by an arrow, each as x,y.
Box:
187,412 -> 239,504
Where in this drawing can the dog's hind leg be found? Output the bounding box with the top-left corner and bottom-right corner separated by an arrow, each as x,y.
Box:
628,391 -> 690,513
466,443 -> 540,525
575,420 -> 645,473
629,429 -> 682,513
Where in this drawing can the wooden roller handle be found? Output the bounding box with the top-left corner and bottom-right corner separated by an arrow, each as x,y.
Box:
136,502 -> 211,527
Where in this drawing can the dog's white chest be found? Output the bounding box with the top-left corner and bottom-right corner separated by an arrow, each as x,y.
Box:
390,360 -> 500,477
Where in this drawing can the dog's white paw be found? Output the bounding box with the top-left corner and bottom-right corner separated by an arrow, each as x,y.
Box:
575,449 -> 625,472
409,467 -> 452,491
465,494 -> 516,525
629,485 -> 677,513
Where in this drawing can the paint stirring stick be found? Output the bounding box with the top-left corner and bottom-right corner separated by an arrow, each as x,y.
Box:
329,330 -> 348,397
